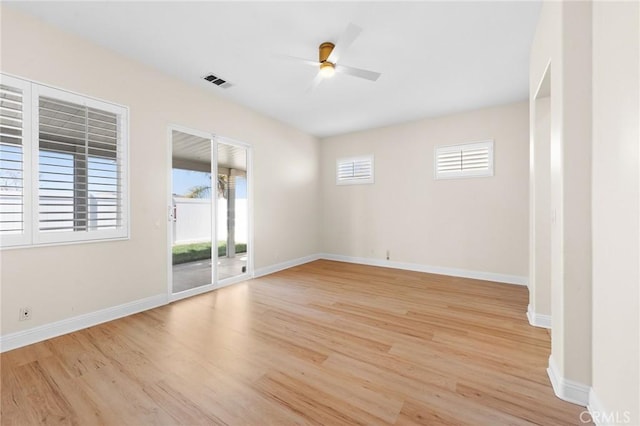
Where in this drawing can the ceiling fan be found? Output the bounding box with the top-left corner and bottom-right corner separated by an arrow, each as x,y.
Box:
276,23 -> 381,91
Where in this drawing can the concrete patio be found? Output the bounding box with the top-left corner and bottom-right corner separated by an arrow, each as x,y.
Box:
172,254 -> 248,293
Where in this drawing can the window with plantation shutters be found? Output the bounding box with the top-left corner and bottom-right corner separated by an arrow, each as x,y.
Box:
336,155 -> 374,185
0,76 -> 31,246
0,73 -> 128,248
434,140 -> 494,179
38,96 -> 121,233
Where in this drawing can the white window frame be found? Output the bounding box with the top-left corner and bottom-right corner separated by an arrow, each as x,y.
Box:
0,73 -> 129,248
336,155 -> 374,185
434,140 -> 494,180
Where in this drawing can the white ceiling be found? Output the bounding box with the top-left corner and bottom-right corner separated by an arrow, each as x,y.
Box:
9,1 -> 541,138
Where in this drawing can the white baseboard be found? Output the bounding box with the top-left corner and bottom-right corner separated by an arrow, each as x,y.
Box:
0,294 -> 167,353
547,355 -> 590,406
527,304 -> 552,329
253,254 -> 321,278
588,389 -> 606,425
320,253 -> 528,286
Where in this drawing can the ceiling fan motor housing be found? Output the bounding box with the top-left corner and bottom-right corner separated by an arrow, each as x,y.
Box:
319,42 -> 335,64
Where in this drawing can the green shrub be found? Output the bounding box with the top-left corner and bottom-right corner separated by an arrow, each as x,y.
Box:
172,242 -> 212,265
173,241 -> 247,265
218,242 -> 247,256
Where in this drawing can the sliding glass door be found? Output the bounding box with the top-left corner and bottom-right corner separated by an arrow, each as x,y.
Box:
171,130 -> 213,294
169,128 -> 251,298
216,140 -> 250,283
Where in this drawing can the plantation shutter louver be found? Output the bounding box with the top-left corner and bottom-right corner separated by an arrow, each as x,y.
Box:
336,155 -> 374,185
38,95 -> 123,234
0,84 -> 25,236
435,140 -> 494,179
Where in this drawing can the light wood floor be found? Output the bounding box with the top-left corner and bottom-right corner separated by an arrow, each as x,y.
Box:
1,260 -> 588,425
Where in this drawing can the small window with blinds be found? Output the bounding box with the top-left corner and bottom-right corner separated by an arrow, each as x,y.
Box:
0,73 -> 128,248
336,155 -> 374,185
434,140 -> 494,180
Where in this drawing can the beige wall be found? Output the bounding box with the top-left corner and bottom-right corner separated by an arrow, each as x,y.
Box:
529,0 -> 593,393
560,1 -> 593,385
531,2 -> 640,417
592,1 -> 640,423
0,7 -> 320,335
320,102 -> 529,281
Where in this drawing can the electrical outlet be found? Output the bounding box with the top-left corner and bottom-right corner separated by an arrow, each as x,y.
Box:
19,307 -> 31,321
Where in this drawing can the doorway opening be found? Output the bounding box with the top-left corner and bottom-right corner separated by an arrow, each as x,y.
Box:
529,61 -> 552,329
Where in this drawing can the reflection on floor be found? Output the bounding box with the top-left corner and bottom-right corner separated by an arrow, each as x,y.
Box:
172,254 -> 247,294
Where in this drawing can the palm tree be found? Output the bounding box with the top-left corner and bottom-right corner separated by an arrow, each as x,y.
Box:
185,175 -> 228,199
184,184 -> 211,199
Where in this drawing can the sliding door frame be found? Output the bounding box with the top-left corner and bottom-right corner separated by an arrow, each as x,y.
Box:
166,125 -> 253,302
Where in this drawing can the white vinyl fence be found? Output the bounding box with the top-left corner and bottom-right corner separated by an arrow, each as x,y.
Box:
172,197 -> 247,246
0,189 -> 117,233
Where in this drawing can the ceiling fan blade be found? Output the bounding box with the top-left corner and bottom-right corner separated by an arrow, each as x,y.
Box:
273,53 -> 319,67
334,64 -> 381,82
327,22 -> 362,64
306,72 -> 324,92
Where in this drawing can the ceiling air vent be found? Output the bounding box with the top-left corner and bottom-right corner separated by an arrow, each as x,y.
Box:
203,73 -> 233,89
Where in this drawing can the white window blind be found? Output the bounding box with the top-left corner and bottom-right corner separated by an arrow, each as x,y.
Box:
0,84 -> 24,235
38,96 -> 121,234
336,155 -> 374,185
0,75 -> 32,247
434,140 -> 494,179
0,73 -> 128,248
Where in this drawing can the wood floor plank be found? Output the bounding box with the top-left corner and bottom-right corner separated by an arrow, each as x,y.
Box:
254,370 -> 389,426
12,360 -> 75,425
1,260 -> 590,425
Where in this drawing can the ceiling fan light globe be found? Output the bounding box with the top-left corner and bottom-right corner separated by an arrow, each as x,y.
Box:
319,62 -> 335,79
